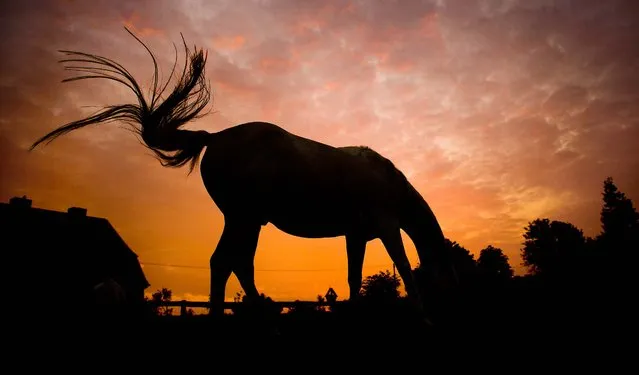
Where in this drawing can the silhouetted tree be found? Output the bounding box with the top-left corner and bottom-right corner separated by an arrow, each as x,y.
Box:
233,291 -> 245,303
360,270 -> 401,302
599,177 -> 639,252
477,245 -> 514,281
316,295 -> 328,312
595,177 -> 639,284
449,238 -> 476,265
445,239 -> 478,284
521,219 -> 586,277
414,238 -> 477,295
148,287 -> 173,316
231,292 -> 282,317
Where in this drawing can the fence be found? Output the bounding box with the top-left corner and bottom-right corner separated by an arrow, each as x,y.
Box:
149,300 -> 343,316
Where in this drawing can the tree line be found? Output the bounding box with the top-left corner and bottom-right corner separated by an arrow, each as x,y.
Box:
418,176 -> 638,286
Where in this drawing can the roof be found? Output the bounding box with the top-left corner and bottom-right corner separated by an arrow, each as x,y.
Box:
1,196 -> 149,293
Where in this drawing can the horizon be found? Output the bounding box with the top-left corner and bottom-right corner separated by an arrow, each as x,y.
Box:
1,0 -> 638,302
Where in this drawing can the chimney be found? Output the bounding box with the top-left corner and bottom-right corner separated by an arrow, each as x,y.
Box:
67,207 -> 88,217
9,196 -> 32,208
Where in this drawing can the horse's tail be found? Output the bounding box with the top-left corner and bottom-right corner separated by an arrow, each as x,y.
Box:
401,183 -> 459,286
30,27 -> 213,174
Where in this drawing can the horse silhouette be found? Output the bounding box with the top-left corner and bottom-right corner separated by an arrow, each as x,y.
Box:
31,28 -> 457,322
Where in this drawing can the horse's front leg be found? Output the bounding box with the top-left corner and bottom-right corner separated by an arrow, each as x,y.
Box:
346,234 -> 367,301
380,227 -> 433,326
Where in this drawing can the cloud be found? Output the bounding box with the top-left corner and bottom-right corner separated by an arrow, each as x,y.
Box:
2,0 -> 638,292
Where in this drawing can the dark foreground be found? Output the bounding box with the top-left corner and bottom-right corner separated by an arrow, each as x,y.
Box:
13,284 -> 634,367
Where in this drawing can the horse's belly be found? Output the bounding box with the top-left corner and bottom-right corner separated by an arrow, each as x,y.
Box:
266,202 -> 348,238
270,221 -> 344,239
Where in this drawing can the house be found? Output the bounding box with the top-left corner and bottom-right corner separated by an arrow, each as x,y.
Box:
1,196 -> 150,320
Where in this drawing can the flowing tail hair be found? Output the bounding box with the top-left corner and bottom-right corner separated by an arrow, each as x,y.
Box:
29,27 -> 213,174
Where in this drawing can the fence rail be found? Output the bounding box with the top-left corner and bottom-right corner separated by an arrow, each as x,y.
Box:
148,300 -> 343,316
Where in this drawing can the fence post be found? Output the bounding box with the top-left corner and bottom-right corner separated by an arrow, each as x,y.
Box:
180,300 -> 187,316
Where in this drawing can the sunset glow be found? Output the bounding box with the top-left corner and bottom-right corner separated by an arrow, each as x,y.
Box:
2,0 -> 638,302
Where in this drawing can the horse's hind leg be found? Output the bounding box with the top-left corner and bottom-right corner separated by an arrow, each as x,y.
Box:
209,231 -> 233,317
209,218 -> 261,316
230,222 -> 262,302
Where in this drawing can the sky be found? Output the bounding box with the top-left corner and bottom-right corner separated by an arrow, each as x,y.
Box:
1,0 -> 638,302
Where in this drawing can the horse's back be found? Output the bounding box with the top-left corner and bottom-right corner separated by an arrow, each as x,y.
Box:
200,122 -> 409,233
203,121 -> 408,201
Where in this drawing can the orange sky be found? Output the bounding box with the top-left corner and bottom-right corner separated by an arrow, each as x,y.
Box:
2,0 -> 638,302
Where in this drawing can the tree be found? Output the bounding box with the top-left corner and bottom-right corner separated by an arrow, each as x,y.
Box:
233,291 -> 245,303
447,239 -> 477,274
477,245 -> 514,280
414,238 -> 477,293
316,295 -> 328,312
360,270 -> 401,302
147,287 -> 173,316
521,219 -> 586,277
599,177 -> 639,252
596,177 -> 639,282
442,238 -> 477,284
231,292 -> 282,316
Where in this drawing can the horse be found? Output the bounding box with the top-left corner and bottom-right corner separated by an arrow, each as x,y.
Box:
30,28 -> 457,323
